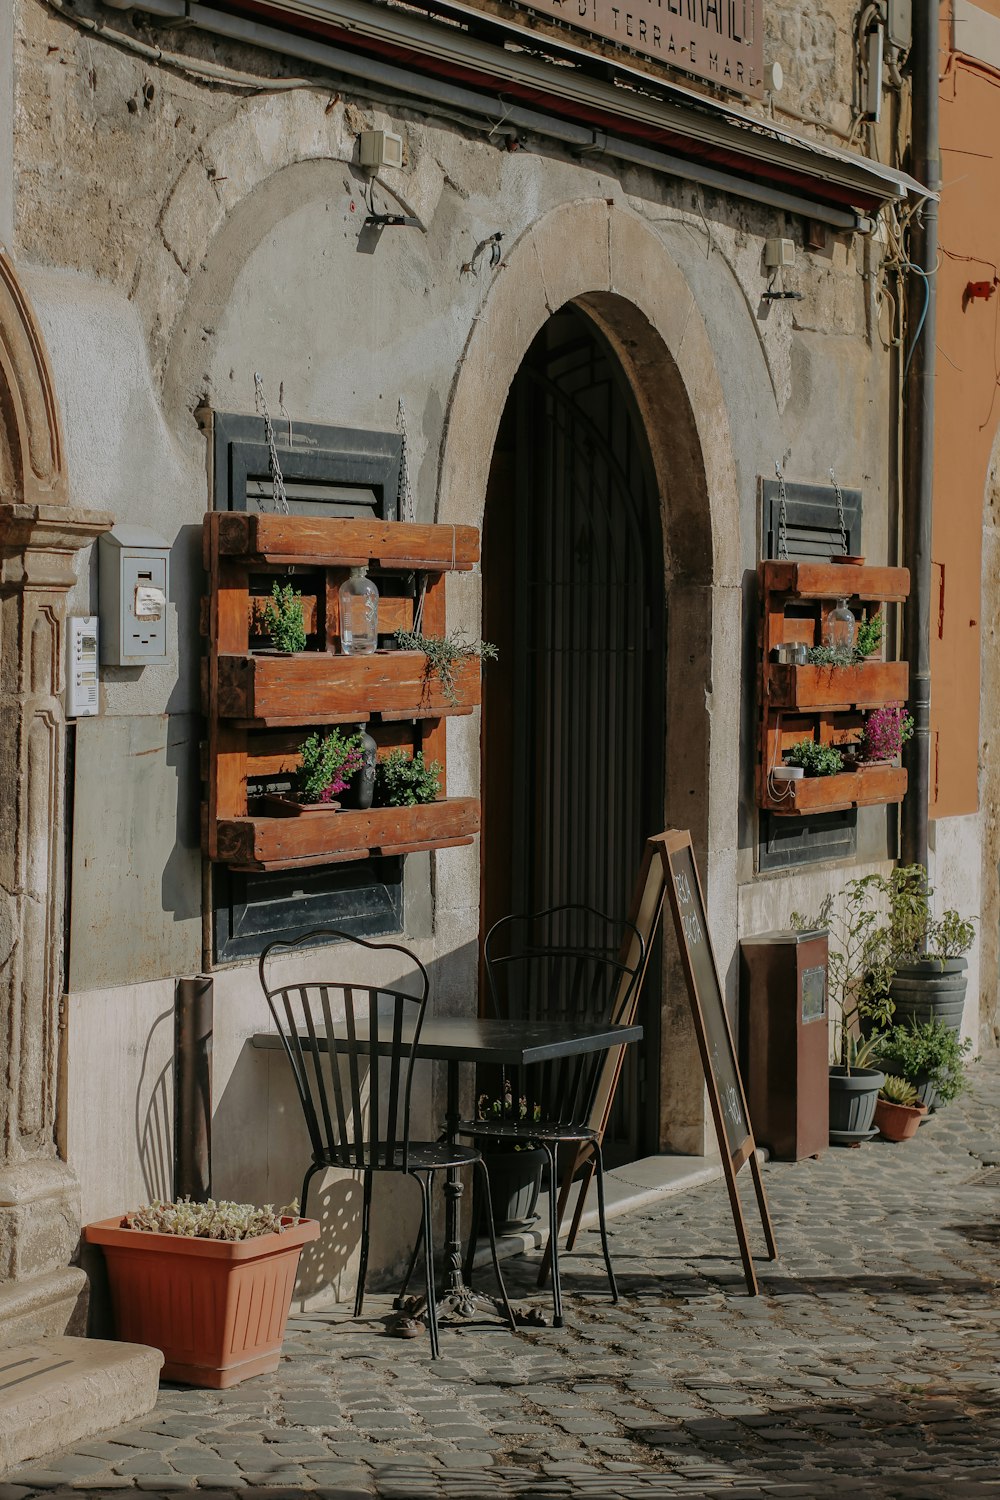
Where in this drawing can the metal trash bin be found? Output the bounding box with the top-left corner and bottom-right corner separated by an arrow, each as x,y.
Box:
739,928 -> 829,1161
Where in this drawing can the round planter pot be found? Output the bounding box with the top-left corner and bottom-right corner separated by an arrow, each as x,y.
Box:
874,1098 -> 926,1143
829,1066 -> 884,1143
480,1146 -> 546,1235
889,958 -> 968,1035
83,1216 -> 319,1388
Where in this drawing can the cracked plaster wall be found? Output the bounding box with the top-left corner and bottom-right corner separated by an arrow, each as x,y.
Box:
7,0 -> 942,1283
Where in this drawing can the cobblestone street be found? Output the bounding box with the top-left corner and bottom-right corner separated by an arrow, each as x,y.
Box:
6,1056 -> 1000,1500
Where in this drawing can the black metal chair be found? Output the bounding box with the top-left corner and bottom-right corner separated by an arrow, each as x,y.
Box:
459,904 -> 645,1328
258,928 -> 515,1358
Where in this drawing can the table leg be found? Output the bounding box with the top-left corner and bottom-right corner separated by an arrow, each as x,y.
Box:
391,1059 -> 542,1331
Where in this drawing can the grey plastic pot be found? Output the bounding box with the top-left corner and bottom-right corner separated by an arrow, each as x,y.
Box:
888,958 -> 967,1036
829,1066 -> 885,1142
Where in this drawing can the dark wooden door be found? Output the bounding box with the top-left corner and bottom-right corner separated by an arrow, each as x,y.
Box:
482,306 -> 665,1161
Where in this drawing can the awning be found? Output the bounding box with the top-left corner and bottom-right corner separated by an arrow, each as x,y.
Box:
134,0 -> 932,225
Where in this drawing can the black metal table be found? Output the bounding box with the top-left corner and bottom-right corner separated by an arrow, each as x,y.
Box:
252,1015 -> 642,1328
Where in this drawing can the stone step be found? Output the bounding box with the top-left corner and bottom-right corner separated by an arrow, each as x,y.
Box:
0,1336 -> 162,1472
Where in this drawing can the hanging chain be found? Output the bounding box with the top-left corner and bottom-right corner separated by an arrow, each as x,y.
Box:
253,372 -> 290,515
775,460 -> 789,561
830,467 -> 849,556
397,397 -> 415,524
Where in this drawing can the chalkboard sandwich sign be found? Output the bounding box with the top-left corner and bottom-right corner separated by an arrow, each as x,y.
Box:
661,830 -> 778,1295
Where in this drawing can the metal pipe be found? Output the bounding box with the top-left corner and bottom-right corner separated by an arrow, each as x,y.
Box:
901,0 -> 939,872
174,975 -> 214,1202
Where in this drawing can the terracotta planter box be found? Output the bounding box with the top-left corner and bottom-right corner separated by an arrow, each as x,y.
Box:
83,1216 -> 319,1389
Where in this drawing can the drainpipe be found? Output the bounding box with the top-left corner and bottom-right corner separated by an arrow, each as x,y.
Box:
901,0 -> 939,873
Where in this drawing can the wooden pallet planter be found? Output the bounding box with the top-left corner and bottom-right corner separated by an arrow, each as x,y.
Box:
758,559 -> 911,818
203,512 -> 482,870
767,660 -> 909,711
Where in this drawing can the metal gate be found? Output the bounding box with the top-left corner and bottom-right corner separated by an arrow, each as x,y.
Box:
499,308 -> 665,1159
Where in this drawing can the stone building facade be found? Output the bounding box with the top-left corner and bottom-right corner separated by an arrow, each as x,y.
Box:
0,0 -> 986,1341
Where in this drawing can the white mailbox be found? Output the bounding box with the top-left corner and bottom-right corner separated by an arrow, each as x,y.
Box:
99,525 -> 170,666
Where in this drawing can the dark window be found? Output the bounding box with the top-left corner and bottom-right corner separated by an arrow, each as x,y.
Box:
208,410 -> 404,964
757,477 -> 862,874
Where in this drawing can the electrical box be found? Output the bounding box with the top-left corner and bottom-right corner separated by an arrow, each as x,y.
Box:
764,237 -> 795,269
98,525 -> 170,667
887,0 -> 911,49
739,928 -> 829,1160
359,129 -> 404,170
67,616 -> 99,718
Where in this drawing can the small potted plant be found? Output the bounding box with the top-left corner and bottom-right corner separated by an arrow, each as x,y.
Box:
474,1092 -> 546,1236
784,740 -> 844,777
286,729 -> 364,810
256,581 -> 307,654
854,702 -> 913,766
83,1198 -> 319,1388
373,748 -> 442,807
873,1075 -> 926,1143
871,1015 -> 974,1112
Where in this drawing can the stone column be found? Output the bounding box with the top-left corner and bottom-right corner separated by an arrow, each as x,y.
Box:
0,250 -> 113,1343
0,505 -> 111,1343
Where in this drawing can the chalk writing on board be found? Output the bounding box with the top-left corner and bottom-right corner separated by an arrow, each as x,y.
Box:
713,1042 -> 745,1134
674,871 -> 703,947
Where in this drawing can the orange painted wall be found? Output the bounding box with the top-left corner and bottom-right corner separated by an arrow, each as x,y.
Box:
932,3 -> 1000,816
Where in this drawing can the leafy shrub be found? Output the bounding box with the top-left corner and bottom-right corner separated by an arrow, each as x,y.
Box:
294,729 -> 363,804
374,749 -> 442,807
260,582 -> 307,654
122,1198 -> 299,1240
791,874 -> 896,1069
872,1017 -> 974,1104
785,740 -> 844,776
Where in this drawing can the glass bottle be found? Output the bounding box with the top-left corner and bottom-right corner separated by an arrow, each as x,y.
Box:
824,598 -> 856,654
339,567 -> 379,655
339,723 -> 377,811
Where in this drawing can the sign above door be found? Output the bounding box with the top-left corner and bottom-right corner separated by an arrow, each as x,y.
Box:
432,0 -> 764,98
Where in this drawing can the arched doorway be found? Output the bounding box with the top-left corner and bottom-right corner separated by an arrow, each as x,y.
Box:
481,304 -> 665,1161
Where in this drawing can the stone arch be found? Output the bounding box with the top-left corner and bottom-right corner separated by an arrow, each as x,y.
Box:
0,250 -> 67,506
132,91 -> 358,391
437,199 -> 742,1154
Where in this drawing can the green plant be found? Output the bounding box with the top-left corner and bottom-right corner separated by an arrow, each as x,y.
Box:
791,873 -> 897,1070
476,1091 -> 542,1151
785,740 -> 844,776
260,582 -> 307,654
394,628 -> 497,706
879,1074 -> 918,1107
867,864 -> 975,965
855,612 -> 884,659
872,1017 -> 974,1104
805,645 -> 855,667
294,729 -> 363,804
122,1197 -> 299,1240
373,749 -> 442,807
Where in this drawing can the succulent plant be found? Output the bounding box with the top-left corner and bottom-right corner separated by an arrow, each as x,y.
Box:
879,1075 -> 919,1108
121,1197 -> 299,1240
